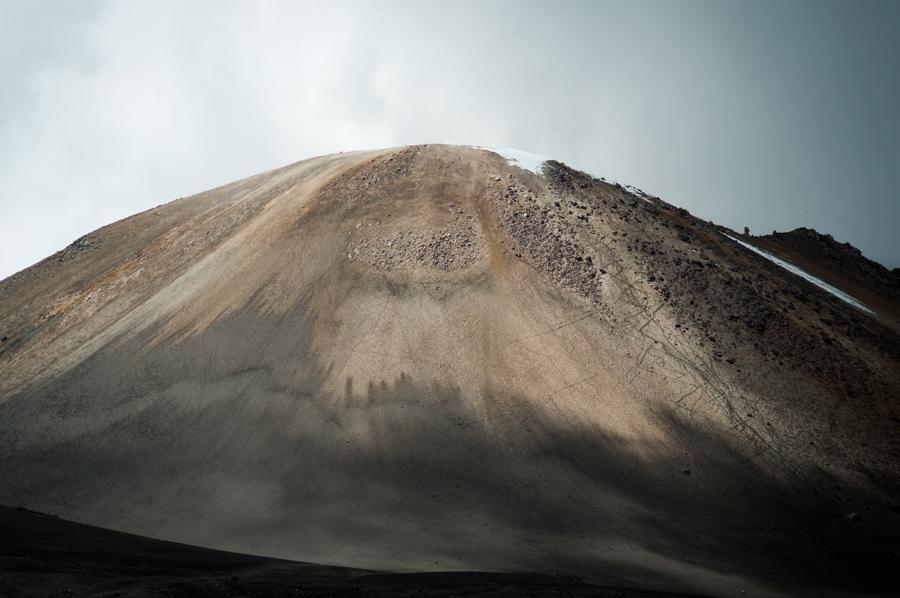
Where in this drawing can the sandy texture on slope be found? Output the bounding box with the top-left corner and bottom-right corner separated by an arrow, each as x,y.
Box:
1,145 -> 898,598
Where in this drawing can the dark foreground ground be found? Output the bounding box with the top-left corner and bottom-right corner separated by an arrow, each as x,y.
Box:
0,506 -> 705,598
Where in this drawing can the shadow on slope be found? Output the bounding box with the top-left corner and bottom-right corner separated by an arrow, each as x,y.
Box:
0,506 -> 703,598
0,306 -> 897,597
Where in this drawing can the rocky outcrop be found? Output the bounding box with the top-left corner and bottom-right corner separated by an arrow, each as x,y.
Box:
756,227 -> 900,300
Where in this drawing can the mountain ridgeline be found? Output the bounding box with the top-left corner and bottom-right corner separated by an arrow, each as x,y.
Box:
1,145 -> 898,598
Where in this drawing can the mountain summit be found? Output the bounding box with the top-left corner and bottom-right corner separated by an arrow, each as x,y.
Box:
1,145 -> 898,597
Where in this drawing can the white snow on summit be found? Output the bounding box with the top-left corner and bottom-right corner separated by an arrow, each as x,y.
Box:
583,169 -> 654,204
476,146 -> 656,205
475,147 -> 548,176
723,233 -> 873,314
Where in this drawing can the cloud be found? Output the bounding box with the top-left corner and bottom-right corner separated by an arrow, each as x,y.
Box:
1,0 -> 898,279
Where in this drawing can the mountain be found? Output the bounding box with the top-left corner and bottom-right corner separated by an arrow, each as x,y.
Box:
1,145 -> 898,598
747,227 -> 900,331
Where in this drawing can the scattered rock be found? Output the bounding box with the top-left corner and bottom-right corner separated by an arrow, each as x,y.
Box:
349,220 -> 484,272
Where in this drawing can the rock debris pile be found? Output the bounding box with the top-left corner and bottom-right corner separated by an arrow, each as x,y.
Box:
55,234 -> 101,263
348,210 -> 484,272
485,173 -> 608,307
319,147 -> 416,211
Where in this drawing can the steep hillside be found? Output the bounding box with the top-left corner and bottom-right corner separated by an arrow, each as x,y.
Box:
748,227 -> 900,329
1,145 -> 898,598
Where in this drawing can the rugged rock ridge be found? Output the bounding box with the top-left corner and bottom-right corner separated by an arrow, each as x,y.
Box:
764,228 -> 898,280
755,227 -> 900,300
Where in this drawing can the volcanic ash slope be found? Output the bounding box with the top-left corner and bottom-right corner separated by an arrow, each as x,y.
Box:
1,145 -> 899,598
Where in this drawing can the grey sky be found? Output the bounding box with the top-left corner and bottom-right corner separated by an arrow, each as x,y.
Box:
1,0 -> 898,279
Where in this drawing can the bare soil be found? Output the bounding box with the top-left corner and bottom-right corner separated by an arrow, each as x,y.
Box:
1,145 -> 898,597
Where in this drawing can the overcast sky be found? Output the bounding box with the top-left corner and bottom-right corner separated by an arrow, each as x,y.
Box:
1,0 -> 898,279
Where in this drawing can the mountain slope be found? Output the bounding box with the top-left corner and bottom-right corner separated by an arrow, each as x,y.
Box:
4,506 -> 694,598
747,227 -> 900,330
1,145 -> 898,598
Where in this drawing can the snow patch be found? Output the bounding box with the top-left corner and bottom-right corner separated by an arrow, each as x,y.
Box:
474,146 -> 548,176
597,176 -> 653,203
586,170 -> 654,204
475,146 -> 656,204
722,233 -> 873,314
623,184 -> 655,203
